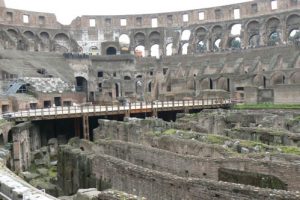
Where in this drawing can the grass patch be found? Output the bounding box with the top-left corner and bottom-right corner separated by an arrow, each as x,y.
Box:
206,134 -> 230,145
233,103 -> 300,110
280,146 -> 300,155
48,166 -> 57,178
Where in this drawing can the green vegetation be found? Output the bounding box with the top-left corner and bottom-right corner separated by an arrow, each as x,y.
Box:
280,146 -> 300,155
162,129 -> 177,135
48,166 -> 57,178
233,103 -> 300,110
206,134 -> 231,145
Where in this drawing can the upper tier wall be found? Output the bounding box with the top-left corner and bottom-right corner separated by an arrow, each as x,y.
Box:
0,0 -> 299,29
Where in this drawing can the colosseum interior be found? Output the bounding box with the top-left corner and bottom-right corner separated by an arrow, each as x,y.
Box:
0,0 -> 300,199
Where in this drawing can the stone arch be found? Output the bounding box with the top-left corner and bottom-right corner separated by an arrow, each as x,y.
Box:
286,14 -> 300,34
266,17 -> 281,45
75,76 -> 88,92
106,46 -> 117,55
134,32 -> 146,46
53,33 -> 70,52
270,72 -> 286,85
149,31 -> 160,45
23,31 -> 35,40
246,20 -> 260,47
211,25 -> 223,50
7,29 -> 18,41
40,32 -> 50,40
195,27 -> 208,52
229,23 -> 242,36
124,75 -> 131,80
229,37 -> 241,49
290,72 -> 300,84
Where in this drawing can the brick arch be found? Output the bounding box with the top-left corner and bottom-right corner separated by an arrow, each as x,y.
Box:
149,31 -> 161,45
134,32 -> 146,46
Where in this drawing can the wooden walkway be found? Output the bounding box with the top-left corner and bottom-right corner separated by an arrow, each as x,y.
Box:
3,98 -> 232,121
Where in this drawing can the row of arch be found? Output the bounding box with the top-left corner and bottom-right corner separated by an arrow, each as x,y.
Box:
0,28 -> 78,52
112,13 -> 300,57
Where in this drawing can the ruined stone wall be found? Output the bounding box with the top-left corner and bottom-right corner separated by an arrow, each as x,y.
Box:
58,144 -> 300,200
75,139 -> 300,191
10,121 -> 40,173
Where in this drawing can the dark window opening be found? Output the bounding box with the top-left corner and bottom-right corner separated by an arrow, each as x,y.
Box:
209,78 -> 213,89
1,105 -> 9,113
106,47 -> 117,55
283,76 -> 286,84
150,71 -> 154,76
109,92 -> 112,97
54,97 -> 62,106
136,75 -> 142,78
263,76 -> 267,88
227,78 -> 231,92
115,83 -> 120,98
215,9 -> 221,19
39,16 -> 45,25
44,101 -> 51,108
163,68 -> 168,75
17,85 -> 27,93
148,82 -> 152,92
29,103 -> 37,109
105,18 -> 111,26
113,72 -> 117,77
236,87 -> 244,91
98,71 -> 103,78
136,17 -> 142,26
124,76 -> 131,80
167,15 -> 173,24
76,77 -> 88,92
98,83 -> 102,92
167,84 -> 171,92
6,12 -> 13,22
251,3 -> 258,13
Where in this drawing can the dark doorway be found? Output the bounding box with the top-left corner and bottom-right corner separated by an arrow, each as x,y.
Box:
54,97 -> 62,107
227,78 -> 231,92
263,76 -> 267,88
44,101 -> 51,108
75,77 -> 88,92
115,83 -> 120,98
209,78 -> 213,89
106,47 -> 117,55
2,105 -> 9,113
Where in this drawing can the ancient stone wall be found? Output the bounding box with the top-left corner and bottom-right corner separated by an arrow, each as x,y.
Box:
58,144 -> 300,200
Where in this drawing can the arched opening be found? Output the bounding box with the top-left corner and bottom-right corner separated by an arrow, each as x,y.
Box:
89,46 -> 98,55
124,76 -> 131,80
134,32 -> 146,46
197,41 -> 206,53
230,24 -> 242,36
268,32 -> 280,46
289,29 -> 300,41
75,77 -> 88,92
150,44 -> 160,58
181,30 -> 191,41
249,34 -> 260,48
0,134 -> 4,146
119,34 -> 130,45
106,47 -> 117,55
135,45 -> 145,57
7,29 -> 18,41
54,33 -> 70,52
149,31 -> 161,45
166,43 -> 173,56
115,83 -> 120,98
214,39 -> 221,50
182,43 -> 189,55
148,82 -> 152,92
136,80 -> 142,94
40,32 -> 50,40
24,31 -> 35,40
230,37 -> 241,49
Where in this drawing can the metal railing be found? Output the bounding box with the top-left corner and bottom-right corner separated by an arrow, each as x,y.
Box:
2,98 -> 231,120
